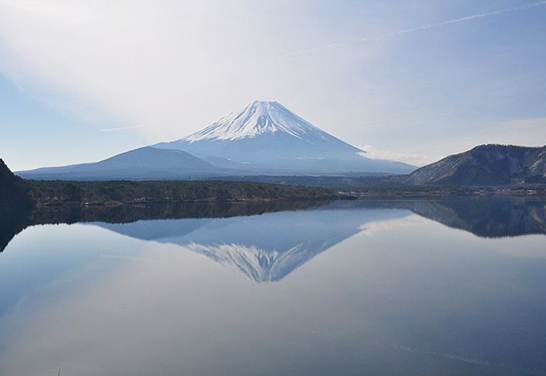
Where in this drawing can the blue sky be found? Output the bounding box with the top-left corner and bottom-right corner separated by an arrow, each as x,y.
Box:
0,73 -> 147,170
0,0 -> 545,170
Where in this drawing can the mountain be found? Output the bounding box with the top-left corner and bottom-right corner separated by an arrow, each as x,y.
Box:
0,159 -> 32,251
0,159 -> 31,209
16,101 -> 414,180
18,147 -> 220,180
405,144 -> 546,186
155,101 -> 415,175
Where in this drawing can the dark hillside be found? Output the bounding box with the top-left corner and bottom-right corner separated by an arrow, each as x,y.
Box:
0,159 -> 32,209
405,145 -> 546,186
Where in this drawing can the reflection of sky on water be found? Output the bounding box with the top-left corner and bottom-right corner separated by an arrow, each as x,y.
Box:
0,201 -> 545,375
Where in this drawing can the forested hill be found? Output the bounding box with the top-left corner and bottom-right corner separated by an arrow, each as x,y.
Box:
0,159 -> 32,209
405,145 -> 546,186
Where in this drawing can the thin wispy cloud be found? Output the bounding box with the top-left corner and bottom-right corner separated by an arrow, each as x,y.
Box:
101,254 -> 159,263
99,125 -> 149,133
357,145 -> 436,167
286,1 -> 546,57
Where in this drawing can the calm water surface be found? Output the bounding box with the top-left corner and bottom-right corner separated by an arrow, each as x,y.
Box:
1,199 -> 546,376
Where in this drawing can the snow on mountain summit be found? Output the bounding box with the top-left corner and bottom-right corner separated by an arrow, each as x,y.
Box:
154,101 -> 416,174
183,101 -> 330,143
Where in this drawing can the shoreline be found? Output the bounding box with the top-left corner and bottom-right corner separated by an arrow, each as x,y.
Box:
23,179 -> 546,207
23,179 -> 355,208
346,185 -> 546,200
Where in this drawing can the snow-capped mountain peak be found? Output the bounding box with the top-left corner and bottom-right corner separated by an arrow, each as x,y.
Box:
154,101 -> 416,174
183,101 -> 329,143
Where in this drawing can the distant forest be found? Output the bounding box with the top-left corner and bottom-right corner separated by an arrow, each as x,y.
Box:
25,180 -> 348,206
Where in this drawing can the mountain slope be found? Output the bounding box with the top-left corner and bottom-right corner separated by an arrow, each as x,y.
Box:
18,147 -> 219,180
156,101 -> 415,175
0,159 -> 32,208
0,159 -> 33,252
405,144 -> 546,186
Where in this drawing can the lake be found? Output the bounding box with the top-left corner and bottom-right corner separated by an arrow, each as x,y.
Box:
1,199 -> 546,376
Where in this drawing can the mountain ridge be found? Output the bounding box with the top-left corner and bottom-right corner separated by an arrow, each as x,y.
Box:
17,147 -> 221,180
405,144 -> 546,186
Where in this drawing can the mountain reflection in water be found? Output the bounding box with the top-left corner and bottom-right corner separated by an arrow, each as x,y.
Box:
93,203 -> 407,282
1,198 -> 546,376
1,199 -> 545,282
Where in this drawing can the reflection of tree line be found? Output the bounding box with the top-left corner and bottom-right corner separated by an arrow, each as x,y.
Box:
0,201 -> 328,252
30,201 -> 329,224
1,199 -> 545,253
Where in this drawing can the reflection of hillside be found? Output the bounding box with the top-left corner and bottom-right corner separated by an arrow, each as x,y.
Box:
403,199 -> 546,238
0,208 -> 28,254
29,201 -> 329,225
333,199 -> 546,238
0,201 -> 328,253
2,198 -> 545,260
97,207 -> 408,282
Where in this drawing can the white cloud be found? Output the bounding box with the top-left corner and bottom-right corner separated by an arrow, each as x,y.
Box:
356,116 -> 546,167
357,145 -> 435,167
357,215 -> 429,237
0,0 -> 387,142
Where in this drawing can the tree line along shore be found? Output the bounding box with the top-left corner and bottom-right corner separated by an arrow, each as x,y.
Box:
24,179 -> 353,207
